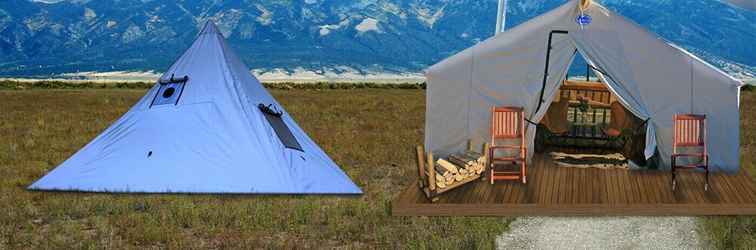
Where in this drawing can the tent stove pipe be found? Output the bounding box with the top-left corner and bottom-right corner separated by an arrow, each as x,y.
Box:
495,0 -> 508,34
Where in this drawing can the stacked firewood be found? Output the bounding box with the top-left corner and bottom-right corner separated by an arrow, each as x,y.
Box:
430,151 -> 486,189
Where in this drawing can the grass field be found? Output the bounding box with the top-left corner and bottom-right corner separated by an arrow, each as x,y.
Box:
0,87 -> 753,249
0,89 -> 508,249
701,86 -> 756,249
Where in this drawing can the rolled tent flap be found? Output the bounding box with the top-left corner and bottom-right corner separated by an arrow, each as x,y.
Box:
424,0 -> 742,173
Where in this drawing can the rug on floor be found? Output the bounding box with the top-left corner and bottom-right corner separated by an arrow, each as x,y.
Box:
549,152 -> 628,169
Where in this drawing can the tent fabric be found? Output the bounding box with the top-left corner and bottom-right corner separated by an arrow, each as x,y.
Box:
425,0 -> 743,173
29,22 -> 362,194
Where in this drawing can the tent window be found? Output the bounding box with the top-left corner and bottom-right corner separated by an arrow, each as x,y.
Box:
151,75 -> 188,107
258,104 -> 303,151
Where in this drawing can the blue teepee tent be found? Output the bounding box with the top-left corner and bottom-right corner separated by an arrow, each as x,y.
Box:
29,22 -> 362,194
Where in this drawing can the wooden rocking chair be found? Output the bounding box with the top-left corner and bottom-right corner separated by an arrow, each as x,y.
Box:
671,114 -> 709,191
489,106 -> 527,184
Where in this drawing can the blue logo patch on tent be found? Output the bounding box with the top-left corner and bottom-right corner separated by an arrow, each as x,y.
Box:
576,14 -> 592,26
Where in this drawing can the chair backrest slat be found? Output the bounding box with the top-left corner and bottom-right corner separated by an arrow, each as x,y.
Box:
673,114 -> 706,153
492,107 -> 524,139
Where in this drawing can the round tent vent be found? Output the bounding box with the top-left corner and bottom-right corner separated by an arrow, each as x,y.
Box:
162,87 -> 176,98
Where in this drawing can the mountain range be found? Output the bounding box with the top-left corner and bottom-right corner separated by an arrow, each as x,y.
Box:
1,0 -> 754,78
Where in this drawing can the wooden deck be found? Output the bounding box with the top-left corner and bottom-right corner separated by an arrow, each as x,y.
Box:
393,153 -> 756,216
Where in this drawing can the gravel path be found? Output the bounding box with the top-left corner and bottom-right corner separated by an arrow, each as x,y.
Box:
496,217 -> 703,250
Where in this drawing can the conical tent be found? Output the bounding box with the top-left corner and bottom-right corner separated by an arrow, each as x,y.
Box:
425,0 -> 743,173
29,22 -> 362,194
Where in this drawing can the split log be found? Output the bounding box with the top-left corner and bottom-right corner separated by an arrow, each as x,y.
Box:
425,171 -> 444,181
449,157 -> 477,172
435,173 -> 445,183
452,154 -> 477,164
459,168 -> 469,175
449,154 -> 476,166
454,174 -> 464,181
436,159 -> 459,174
463,150 -> 484,159
445,175 -> 454,183
435,164 -> 450,176
456,153 -> 481,164
449,155 -> 467,165
447,157 -> 471,169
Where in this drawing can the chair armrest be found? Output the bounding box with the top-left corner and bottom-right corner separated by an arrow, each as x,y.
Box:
671,154 -> 708,164
490,145 -> 527,158
672,153 -> 707,157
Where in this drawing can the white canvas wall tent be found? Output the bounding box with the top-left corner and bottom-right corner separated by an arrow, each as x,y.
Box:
425,0 -> 744,173
29,22 -> 362,194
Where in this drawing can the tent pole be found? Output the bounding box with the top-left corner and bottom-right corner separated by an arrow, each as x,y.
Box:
586,64 -> 590,81
535,30 -> 569,114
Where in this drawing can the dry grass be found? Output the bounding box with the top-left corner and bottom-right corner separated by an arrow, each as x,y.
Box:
2,87 -> 753,249
0,89 -> 509,249
700,88 -> 756,249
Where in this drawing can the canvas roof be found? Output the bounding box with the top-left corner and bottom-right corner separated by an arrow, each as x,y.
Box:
29,22 -> 362,194
425,0 -> 743,173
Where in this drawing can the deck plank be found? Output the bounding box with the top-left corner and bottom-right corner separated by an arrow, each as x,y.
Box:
605,170 -> 615,204
619,170 -> 631,204
659,172 -> 677,204
478,177 -> 495,204
723,174 -> 743,203
711,174 -> 732,204
575,168 -> 584,204
598,168 -> 609,204
648,172 -> 663,203
581,168 -> 590,204
393,153 -> 756,216
543,158 -> 555,204
631,172 -> 645,204
524,157 -> 541,204
733,172 -> 756,203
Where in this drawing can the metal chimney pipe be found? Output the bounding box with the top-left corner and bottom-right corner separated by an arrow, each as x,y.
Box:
495,0 -> 508,35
